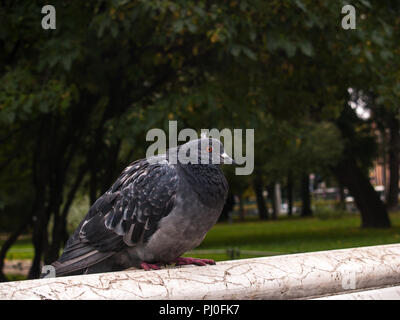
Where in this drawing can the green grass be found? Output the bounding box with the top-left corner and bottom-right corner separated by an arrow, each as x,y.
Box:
2,238 -> 34,260
184,211 -> 400,261
5,274 -> 27,281
2,212 -> 400,264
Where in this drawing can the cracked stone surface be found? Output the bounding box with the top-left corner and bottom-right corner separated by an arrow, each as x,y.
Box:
313,285 -> 400,300
0,244 -> 400,300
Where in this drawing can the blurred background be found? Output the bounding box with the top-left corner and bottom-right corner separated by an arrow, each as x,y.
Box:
1,0 -> 400,281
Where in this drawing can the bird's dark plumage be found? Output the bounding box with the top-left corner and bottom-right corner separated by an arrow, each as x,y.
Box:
49,138 -> 231,277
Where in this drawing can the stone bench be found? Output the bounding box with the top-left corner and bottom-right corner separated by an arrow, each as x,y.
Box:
1,243 -> 399,300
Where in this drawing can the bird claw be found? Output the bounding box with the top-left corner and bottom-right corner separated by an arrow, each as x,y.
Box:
140,262 -> 162,271
173,257 -> 216,267
140,257 -> 215,270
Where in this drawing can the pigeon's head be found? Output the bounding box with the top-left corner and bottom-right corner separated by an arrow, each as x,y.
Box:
178,138 -> 235,165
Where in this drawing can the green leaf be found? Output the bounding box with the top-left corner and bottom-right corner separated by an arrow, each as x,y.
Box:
359,0 -> 372,8
186,21 -> 197,33
192,6 -> 206,18
249,30 -> 256,42
39,101 -> 49,113
299,41 -> 314,57
173,20 -> 184,33
23,97 -> 33,113
380,50 -> 393,61
350,46 -> 361,56
365,50 -> 373,62
110,25 -> 119,38
63,55 -> 72,71
4,111 -> 15,124
240,1 -> 248,11
294,0 -> 308,12
243,47 -> 257,61
380,20 -> 393,37
230,45 -> 241,57
375,95 -> 386,105
97,17 -> 110,38
281,40 -> 296,58
371,31 -> 384,46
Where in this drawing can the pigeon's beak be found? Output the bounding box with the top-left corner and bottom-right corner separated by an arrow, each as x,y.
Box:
220,152 -> 236,165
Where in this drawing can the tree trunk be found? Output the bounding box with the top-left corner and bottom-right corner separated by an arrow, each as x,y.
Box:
333,157 -> 391,228
287,171 -> 293,217
46,162 -> 89,263
274,183 -> 282,218
267,183 -> 277,220
100,140 -> 122,194
89,167 -> 98,206
0,217 -> 31,282
218,192 -> 235,222
301,174 -> 312,217
44,182 -> 64,265
253,176 -> 269,220
238,194 -> 246,221
338,181 -> 346,210
28,206 -> 50,279
28,119 -> 50,279
387,115 -> 400,210
332,102 -> 391,228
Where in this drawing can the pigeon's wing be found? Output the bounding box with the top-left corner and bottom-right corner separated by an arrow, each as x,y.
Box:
52,159 -> 178,276
87,159 -> 178,248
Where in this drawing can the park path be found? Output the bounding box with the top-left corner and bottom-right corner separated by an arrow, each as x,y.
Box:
4,260 -> 32,276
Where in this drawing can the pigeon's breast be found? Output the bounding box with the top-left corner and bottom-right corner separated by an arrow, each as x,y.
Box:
178,163 -> 229,209
135,184 -> 223,263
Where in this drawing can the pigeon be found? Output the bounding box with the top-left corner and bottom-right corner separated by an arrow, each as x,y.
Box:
49,137 -> 234,277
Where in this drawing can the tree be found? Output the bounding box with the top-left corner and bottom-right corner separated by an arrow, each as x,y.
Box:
353,91 -> 400,212
1,0 -> 400,281
332,103 -> 391,228
253,174 -> 268,220
301,174 -> 312,217
1,0 -> 268,278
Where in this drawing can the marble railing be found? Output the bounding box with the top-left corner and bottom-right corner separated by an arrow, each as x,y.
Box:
0,243 -> 399,300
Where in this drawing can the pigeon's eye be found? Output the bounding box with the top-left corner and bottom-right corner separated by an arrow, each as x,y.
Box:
206,146 -> 213,153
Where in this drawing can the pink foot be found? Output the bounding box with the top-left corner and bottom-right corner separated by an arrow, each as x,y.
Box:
173,257 -> 216,267
140,262 -> 161,271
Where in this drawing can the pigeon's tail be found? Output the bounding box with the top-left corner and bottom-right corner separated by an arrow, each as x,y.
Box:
47,241 -> 115,278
